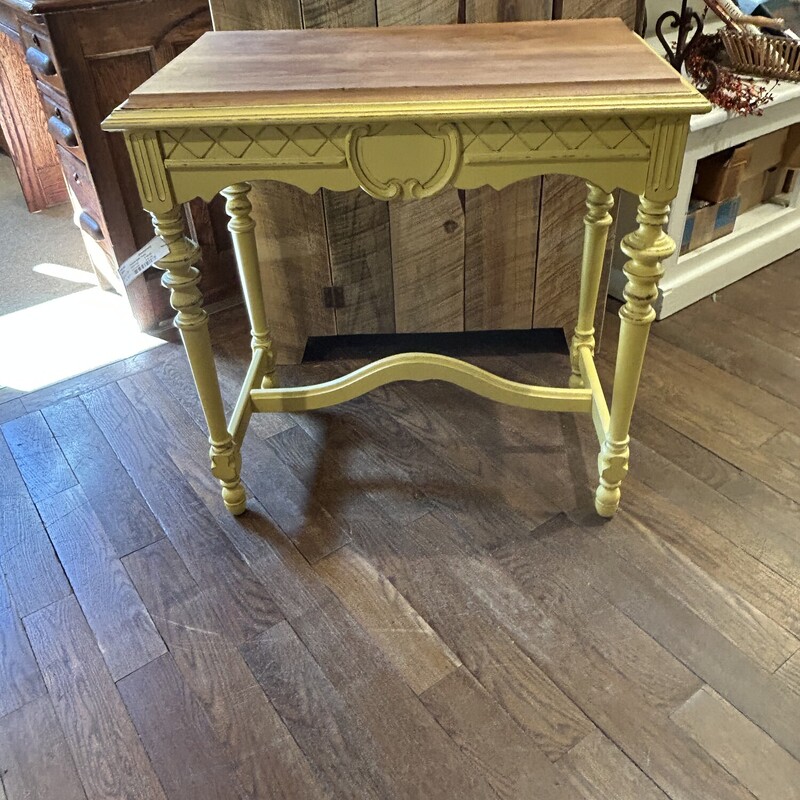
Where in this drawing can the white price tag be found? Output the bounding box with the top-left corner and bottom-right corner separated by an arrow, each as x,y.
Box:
118,237 -> 170,287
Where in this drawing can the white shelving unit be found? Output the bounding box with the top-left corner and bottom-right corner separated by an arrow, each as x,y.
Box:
610,60 -> 800,318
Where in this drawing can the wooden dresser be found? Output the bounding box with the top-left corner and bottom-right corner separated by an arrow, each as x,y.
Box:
0,0 -> 238,331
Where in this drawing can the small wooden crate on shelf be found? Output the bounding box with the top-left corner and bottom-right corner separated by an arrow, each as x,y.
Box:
721,29 -> 800,82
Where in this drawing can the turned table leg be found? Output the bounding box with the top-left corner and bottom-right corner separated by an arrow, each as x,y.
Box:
570,183 -> 615,389
151,208 -> 247,515
221,183 -> 278,388
595,195 -> 675,518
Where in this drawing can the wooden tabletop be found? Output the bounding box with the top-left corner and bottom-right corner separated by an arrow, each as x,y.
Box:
118,19 -> 707,117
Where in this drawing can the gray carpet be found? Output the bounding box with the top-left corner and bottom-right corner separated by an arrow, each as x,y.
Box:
0,153 -> 95,316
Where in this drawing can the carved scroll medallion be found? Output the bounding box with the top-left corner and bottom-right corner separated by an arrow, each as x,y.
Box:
346,121 -> 461,200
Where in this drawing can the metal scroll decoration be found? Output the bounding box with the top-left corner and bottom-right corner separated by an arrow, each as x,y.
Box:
656,0 -> 706,71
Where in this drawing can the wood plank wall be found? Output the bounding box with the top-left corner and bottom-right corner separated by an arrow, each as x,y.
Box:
533,0 -> 639,339
209,0 -> 639,363
210,0 -> 335,365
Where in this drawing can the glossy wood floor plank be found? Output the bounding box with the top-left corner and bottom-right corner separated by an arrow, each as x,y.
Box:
419,666 -> 573,800
0,695 -> 87,800
558,730 -> 669,800
672,685 -> 800,800
37,486 -> 166,681
550,521 -> 800,761
628,435 -> 800,588
1,412 -> 76,503
0,573 -> 45,718
0,437 -> 71,617
24,596 -> 167,800
117,654 -> 249,800
82,381 -> 281,645
315,545 -> 461,695
122,538 -> 326,800
242,619 -> 398,800
777,652 -> 800,698
717,262 -> 800,336
627,406 -> 800,546
599,319 -> 800,503
593,482 -> 800,664
483,514 -> 703,715
41,398 -> 164,556
288,595 -> 499,799
655,300 -> 800,409
398,514 -> 753,800
0,398 -> 25,426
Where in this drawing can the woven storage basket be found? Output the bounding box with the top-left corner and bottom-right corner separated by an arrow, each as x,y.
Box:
721,29 -> 800,81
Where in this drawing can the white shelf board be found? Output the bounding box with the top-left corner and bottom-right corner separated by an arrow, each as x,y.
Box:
610,34 -> 800,317
610,199 -> 800,316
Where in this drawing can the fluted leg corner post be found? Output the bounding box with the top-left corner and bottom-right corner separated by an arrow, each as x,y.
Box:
570,183 -> 614,389
596,195 -> 674,518
151,208 -> 247,516
221,182 -> 278,389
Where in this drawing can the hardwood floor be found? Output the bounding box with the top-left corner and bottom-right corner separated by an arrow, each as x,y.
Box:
1,255 -> 800,799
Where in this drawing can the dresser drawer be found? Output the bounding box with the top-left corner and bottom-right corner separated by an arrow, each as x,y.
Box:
58,145 -> 108,244
39,84 -> 84,159
20,23 -> 64,94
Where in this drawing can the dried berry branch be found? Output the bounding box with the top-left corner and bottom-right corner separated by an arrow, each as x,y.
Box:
686,33 -> 775,116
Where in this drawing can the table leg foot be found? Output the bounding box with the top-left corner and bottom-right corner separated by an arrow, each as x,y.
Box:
261,371 -> 279,389
223,487 -> 247,516
595,440 -> 629,518
210,442 -> 247,515
568,373 -> 586,390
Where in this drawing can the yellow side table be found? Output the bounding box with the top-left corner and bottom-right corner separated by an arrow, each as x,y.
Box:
103,18 -> 710,518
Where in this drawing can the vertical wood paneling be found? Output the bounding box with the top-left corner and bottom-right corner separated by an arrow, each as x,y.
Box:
303,0 -> 395,335
377,0 -> 466,334
464,181 -> 540,331
558,0 -> 638,26
468,0 -> 552,19
210,0 -> 334,364
390,195 -> 466,332
209,0 -> 301,29
533,0 -> 637,336
326,190 -> 395,334
250,180 -> 334,363
464,1 -> 550,331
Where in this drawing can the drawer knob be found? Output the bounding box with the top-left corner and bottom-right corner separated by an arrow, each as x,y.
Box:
25,46 -> 56,77
78,211 -> 104,241
47,115 -> 78,148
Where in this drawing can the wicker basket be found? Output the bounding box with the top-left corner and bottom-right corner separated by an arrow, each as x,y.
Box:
721,29 -> 800,82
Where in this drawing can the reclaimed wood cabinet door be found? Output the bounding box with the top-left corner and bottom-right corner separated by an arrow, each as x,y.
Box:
210,0 -> 639,364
